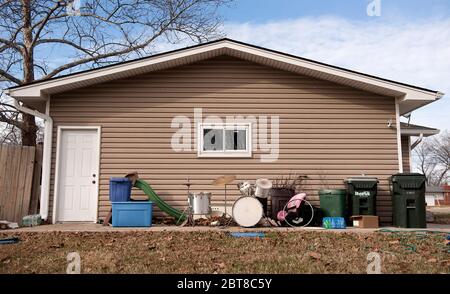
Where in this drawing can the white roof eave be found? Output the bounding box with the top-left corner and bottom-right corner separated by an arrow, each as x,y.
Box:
401,129 -> 440,137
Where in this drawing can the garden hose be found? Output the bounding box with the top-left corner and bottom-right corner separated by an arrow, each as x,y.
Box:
377,228 -> 450,253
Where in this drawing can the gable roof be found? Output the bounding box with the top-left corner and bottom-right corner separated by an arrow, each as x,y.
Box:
5,38 -> 444,114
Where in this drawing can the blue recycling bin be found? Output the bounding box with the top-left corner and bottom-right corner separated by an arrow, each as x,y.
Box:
109,177 -> 132,202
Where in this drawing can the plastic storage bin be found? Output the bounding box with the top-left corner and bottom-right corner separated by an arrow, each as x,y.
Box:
319,189 -> 347,217
345,177 -> 378,216
112,201 -> 153,227
109,177 -> 132,202
390,173 -> 426,228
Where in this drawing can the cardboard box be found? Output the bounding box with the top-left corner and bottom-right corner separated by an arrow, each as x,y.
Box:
351,215 -> 379,228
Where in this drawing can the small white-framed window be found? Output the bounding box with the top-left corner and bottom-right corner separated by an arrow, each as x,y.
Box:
198,123 -> 252,158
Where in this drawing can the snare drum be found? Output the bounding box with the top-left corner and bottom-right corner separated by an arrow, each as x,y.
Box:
188,192 -> 211,215
232,196 -> 263,227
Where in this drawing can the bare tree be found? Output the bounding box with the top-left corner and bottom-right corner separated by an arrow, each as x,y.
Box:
413,131 -> 450,186
0,92 -> 21,144
0,0 -> 230,145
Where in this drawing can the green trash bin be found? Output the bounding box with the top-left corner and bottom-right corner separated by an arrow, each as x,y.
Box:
319,189 -> 347,217
390,173 -> 427,228
345,177 -> 378,216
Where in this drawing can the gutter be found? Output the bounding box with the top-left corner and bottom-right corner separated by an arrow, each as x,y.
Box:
410,133 -> 424,150
395,98 -> 403,173
11,96 -> 53,221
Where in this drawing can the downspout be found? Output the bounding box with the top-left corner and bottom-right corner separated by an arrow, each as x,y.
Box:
395,98 -> 403,173
410,133 -> 424,150
12,97 -> 53,221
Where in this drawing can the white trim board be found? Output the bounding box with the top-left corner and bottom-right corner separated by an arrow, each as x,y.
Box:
52,126 -> 101,224
395,99 -> 403,173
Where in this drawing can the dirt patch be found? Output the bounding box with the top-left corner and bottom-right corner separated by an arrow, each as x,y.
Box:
0,231 -> 449,274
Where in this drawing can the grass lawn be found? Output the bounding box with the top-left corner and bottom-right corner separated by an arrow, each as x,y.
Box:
0,231 -> 449,274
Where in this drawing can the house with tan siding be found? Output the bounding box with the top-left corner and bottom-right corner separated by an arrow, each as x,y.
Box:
5,39 -> 444,225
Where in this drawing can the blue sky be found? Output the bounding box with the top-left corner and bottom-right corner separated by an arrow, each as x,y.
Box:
212,0 -> 450,132
221,0 -> 450,22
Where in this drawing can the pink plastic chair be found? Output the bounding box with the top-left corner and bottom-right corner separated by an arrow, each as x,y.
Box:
277,193 -> 307,221
286,193 -> 307,210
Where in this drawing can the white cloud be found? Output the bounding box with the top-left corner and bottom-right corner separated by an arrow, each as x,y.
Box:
224,17 -> 450,131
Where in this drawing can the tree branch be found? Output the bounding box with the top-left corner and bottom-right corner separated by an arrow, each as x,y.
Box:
0,111 -> 24,129
39,0 -> 203,80
31,1 -> 63,47
40,29 -> 171,80
0,37 -> 23,52
0,102 -> 18,110
35,38 -> 94,55
0,68 -> 21,84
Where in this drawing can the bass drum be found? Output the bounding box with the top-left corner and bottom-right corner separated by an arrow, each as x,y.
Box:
232,196 -> 263,227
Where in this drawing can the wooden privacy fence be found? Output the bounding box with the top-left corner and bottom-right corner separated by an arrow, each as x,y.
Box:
0,144 -> 42,223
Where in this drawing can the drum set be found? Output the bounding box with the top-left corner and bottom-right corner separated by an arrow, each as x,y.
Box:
183,175 -> 313,228
183,175 -> 314,228
233,178 -> 272,227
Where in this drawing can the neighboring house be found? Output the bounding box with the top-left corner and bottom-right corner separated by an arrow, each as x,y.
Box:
425,186 -> 445,207
5,39 -> 444,225
442,184 -> 450,205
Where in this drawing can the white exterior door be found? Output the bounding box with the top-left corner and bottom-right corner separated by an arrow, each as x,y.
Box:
56,129 -> 99,222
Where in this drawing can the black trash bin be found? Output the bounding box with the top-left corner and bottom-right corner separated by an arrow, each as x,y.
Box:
390,173 -> 427,228
270,188 -> 295,218
345,177 -> 378,216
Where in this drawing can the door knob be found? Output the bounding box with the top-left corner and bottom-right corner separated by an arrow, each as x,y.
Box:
92,180 -> 96,184
93,174 -> 96,178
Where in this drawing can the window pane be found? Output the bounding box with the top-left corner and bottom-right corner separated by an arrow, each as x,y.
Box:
225,129 -> 247,151
203,129 -> 223,151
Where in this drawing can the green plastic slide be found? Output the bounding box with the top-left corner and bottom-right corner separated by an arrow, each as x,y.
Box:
134,179 -> 186,222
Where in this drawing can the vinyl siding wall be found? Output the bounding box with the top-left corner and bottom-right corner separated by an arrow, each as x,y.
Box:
49,56 -> 399,224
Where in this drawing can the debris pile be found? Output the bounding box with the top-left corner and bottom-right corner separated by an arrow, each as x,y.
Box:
194,215 -> 236,226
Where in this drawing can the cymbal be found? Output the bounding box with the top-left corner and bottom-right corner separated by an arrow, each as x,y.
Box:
212,175 -> 236,186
